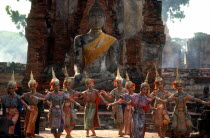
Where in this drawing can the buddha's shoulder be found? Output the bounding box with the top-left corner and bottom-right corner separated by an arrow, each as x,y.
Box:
75,34 -> 89,40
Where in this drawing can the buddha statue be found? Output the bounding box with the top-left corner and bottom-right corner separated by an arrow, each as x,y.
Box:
73,0 -> 119,85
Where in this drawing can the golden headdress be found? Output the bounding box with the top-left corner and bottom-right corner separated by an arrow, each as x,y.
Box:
125,71 -> 135,90
172,68 -> 183,87
84,71 -> 94,83
114,67 -> 123,86
154,63 -> 163,82
7,71 -> 17,88
28,71 -> 38,88
141,72 -> 150,89
63,66 -> 73,83
63,66 -> 73,89
50,68 -> 59,90
154,63 -> 163,89
126,71 -> 130,81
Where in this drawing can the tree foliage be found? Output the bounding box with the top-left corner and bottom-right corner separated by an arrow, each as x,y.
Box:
194,32 -> 208,38
161,0 -> 190,22
5,5 -> 27,35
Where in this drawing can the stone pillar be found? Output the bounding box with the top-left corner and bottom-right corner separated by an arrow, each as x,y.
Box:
23,0 -> 49,91
141,0 -> 165,82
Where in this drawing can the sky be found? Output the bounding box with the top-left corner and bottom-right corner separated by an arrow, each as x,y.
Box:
0,0 -> 210,38
0,0 -> 31,32
166,0 -> 210,38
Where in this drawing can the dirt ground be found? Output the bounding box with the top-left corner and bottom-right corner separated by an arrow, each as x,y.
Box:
35,129 -> 161,138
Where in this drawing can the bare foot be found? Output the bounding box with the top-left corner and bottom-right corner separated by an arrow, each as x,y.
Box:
119,132 -> 124,137
65,134 -> 72,138
86,131 -> 90,137
91,134 -> 96,136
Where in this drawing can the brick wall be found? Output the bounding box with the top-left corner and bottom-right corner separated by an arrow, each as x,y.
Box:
24,0 -> 165,91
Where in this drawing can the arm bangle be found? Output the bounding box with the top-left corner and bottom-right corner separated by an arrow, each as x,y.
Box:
202,100 -> 207,105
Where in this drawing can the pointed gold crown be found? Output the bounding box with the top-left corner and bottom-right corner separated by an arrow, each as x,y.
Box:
173,68 -> 183,84
63,66 -> 73,83
51,68 -> 59,83
88,0 -> 105,16
84,71 -> 93,83
115,67 -> 123,81
7,71 -> 17,88
125,71 -> 133,88
141,72 -> 150,88
28,71 -> 37,87
154,63 -> 163,82
126,71 -> 130,81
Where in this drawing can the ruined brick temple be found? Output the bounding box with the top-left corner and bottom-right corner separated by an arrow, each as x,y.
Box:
23,0 -> 165,91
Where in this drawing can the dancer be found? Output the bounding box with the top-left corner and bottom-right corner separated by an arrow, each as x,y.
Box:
21,71 -> 43,137
0,71 -> 31,135
34,68 -> 75,138
149,64 -> 171,138
63,66 -> 83,138
156,68 -> 210,138
109,72 -> 136,138
129,72 -> 154,138
104,68 -> 128,137
81,73 -> 109,137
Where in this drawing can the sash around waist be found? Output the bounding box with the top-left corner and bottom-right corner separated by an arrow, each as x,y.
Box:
6,108 -> 18,113
85,102 -> 96,107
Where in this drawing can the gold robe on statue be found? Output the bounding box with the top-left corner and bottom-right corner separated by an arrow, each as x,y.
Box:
83,32 -> 116,68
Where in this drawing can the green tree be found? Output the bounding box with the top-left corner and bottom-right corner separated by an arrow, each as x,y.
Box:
5,5 -> 27,35
194,32 -> 208,38
161,0 -> 190,22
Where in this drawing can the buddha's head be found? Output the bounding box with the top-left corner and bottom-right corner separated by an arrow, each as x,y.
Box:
87,0 -> 106,30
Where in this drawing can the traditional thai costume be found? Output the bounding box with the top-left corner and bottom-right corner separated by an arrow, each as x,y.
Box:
154,68 -> 210,137
167,69 -> 194,135
131,72 -> 151,138
62,66 -> 80,128
63,89 -> 79,127
110,68 -> 128,126
83,73 -> 107,130
23,71 -> 43,136
83,89 -> 101,130
150,64 -> 170,137
1,71 -> 22,135
45,68 -> 69,133
168,92 -> 194,134
121,73 -> 136,136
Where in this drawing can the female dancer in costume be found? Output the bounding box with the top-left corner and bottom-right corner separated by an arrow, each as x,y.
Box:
63,66 -> 83,138
104,68 -> 128,137
0,71 -> 31,135
149,64 -> 171,138
156,69 -> 210,138
22,71 -> 43,137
